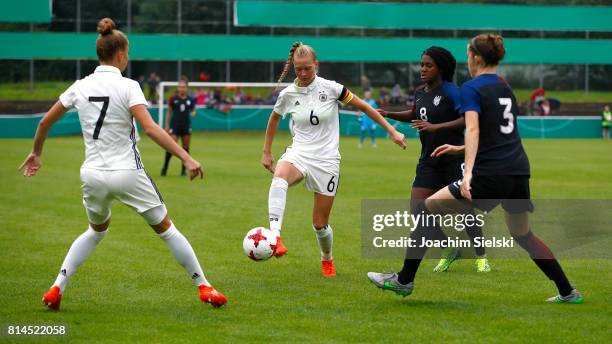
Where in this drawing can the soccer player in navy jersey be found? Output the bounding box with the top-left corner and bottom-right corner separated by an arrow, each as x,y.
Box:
161,78 -> 196,176
380,47 -> 490,272
368,35 -> 583,304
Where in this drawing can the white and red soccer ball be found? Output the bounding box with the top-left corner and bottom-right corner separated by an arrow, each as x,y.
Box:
243,227 -> 277,261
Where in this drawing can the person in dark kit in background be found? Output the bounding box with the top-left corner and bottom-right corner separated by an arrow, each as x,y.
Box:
162,77 -> 196,176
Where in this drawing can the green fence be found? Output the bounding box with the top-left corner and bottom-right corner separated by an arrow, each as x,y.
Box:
235,1 -> 612,32
0,0 -> 51,23
2,32 -> 612,64
0,107 -> 602,139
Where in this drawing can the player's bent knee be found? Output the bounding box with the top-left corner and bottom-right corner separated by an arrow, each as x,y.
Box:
141,204 -> 168,227
273,166 -> 291,180
508,224 -> 530,237
86,208 -> 111,227
274,162 -> 302,184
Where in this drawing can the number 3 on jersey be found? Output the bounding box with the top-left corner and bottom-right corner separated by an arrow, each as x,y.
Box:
499,98 -> 514,134
89,96 -> 110,139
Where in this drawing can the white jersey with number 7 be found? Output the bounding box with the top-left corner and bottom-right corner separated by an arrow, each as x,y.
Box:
59,65 -> 148,170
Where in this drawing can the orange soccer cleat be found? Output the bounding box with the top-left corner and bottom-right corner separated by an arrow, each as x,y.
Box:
199,285 -> 227,308
321,259 -> 336,278
273,236 -> 287,257
42,286 -> 62,311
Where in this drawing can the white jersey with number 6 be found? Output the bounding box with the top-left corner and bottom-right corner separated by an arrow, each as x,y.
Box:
273,76 -> 353,160
59,65 -> 148,170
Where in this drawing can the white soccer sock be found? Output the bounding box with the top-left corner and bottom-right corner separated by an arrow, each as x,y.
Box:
269,177 -> 288,237
313,224 -> 333,260
159,223 -> 210,287
53,226 -> 108,293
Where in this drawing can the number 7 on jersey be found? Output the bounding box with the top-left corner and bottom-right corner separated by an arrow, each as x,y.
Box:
89,96 -> 110,139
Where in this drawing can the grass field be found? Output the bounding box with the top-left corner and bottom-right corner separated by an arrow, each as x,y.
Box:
1,132 -> 611,343
2,81 -> 611,104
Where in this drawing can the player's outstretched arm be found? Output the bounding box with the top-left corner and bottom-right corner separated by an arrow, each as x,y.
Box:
379,109 -> 415,123
348,95 -> 407,149
262,112 -> 281,173
19,101 -> 69,177
131,104 -> 203,180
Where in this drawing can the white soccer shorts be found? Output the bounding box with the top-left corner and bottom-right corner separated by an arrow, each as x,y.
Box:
279,148 -> 340,197
80,168 -> 167,225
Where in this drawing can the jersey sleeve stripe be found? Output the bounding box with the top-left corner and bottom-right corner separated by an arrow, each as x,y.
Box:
339,87 -> 354,105
130,122 -> 143,169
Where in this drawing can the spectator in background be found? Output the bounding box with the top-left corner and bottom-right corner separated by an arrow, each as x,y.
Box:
147,72 -> 160,101
199,71 -> 210,82
379,87 -> 390,107
357,90 -> 378,148
547,97 -> 561,115
530,87 -> 545,102
233,88 -> 246,105
361,75 -> 372,92
529,86 -> 550,116
540,99 -> 551,116
390,83 -> 403,104
603,105 -> 611,139
138,75 -> 146,91
406,86 -> 415,110
267,89 -> 280,105
254,95 -> 265,105
195,88 -> 207,106
208,88 -> 221,107
210,88 -> 231,113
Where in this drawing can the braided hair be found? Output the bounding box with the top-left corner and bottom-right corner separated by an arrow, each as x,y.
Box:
277,42 -> 318,85
277,42 -> 303,84
422,46 -> 456,82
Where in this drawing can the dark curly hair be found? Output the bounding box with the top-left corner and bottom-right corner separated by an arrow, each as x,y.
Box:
422,46 -> 457,82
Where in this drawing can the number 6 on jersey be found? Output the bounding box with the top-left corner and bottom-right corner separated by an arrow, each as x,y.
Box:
310,110 -> 320,125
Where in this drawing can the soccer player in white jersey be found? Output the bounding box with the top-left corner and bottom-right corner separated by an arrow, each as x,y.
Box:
19,18 -> 227,310
261,42 -> 407,277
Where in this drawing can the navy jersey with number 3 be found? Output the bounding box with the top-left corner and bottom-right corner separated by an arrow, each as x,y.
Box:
460,74 -> 530,176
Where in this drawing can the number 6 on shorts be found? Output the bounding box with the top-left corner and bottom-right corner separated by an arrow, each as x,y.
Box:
327,176 -> 336,193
